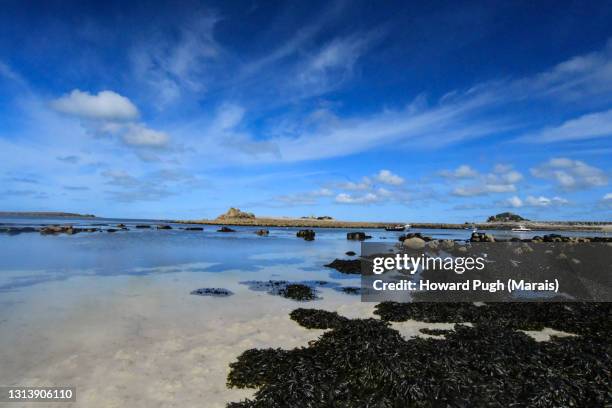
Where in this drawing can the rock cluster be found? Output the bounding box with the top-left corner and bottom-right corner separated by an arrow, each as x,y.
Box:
470,232 -> 496,242
40,225 -> 99,235
346,232 -> 371,240
296,229 -> 315,241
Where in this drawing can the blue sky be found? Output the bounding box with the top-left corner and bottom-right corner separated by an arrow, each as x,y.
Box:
1,0 -> 611,222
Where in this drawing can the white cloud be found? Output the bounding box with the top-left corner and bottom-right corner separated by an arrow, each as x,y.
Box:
276,188 -> 334,205
524,196 -> 569,207
604,193 -> 612,200
453,183 -> 516,197
440,165 -> 479,179
51,90 -> 139,121
519,109 -> 612,143
504,196 -> 523,208
531,158 -> 607,190
448,164 -> 522,197
335,192 -> 380,204
375,169 -> 404,185
122,124 -> 170,147
338,177 -> 372,191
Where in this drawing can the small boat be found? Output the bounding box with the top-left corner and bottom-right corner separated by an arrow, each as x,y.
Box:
385,224 -> 406,231
512,225 -> 532,232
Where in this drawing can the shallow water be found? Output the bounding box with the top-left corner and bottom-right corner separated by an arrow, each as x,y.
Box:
0,217 -> 606,407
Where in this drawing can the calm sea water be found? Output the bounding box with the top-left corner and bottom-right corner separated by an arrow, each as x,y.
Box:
0,216 -> 608,293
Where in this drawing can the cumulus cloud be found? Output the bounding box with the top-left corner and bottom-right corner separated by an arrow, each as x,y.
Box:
447,164 -> 523,197
375,169 -> 404,185
502,195 -> 569,208
51,90 -> 139,121
122,124 -> 170,147
525,196 -> 569,207
604,193 -> 612,200
531,158 -> 608,190
337,177 -> 372,191
276,188 -> 334,205
439,165 -> 478,179
335,192 -> 380,204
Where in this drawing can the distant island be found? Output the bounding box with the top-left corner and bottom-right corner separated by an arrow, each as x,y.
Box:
176,208 -> 612,232
0,211 -> 96,218
487,212 -> 528,222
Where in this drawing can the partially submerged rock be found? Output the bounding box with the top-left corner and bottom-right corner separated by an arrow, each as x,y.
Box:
184,226 -> 204,231
135,224 -> 151,229
0,226 -> 38,235
324,259 -> 361,274
345,251 -> 356,256
255,229 -> 269,236
218,226 -> 236,232
40,225 -> 99,235
156,224 -> 173,230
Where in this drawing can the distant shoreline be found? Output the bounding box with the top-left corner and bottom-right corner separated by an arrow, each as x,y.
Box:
176,217 -> 612,232
0,211 -> 96,218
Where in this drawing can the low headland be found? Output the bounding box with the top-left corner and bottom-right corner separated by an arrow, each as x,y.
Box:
177,208 -> 612,232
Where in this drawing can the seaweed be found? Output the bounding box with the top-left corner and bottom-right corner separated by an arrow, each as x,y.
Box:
227,304 -> 612,407
240,280 -> 320,301
190,288 -> 234,297
278,284 -> 317,301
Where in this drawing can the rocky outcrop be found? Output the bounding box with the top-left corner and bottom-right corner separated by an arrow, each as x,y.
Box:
403,237 -> 426,250
297,229 -> 315,241
156,224 -> 173,230
470,232 -> 496,242
255,229 -> 269,236
487,212 -> 528,222
217,207 -> 255,220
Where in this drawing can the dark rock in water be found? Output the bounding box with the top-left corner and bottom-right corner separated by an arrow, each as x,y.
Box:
227,303 -> 612,407
289,308 -> 348,329
106,228 -> 118,233
278,284 -> 316,301
324,259 -> 361,274
190,288 -> 233,297
0,226 -> 38,235
345,251 -> 356,256
218,226 -> 236,232
255,229 -> 269,236
398,232 -> 432,242
346,232 -> 371,240
184,226 -> 204,231
117,223 -> 127,228
157,224 -> 173,230
296,229 -> 315,241
135,225 -> 151,229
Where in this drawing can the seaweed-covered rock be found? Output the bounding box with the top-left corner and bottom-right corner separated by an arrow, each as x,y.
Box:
296,229 -> 315,241
190,288 -> 234,297
345,251 -> 356,256
240,280 -> 321,301
324,259 -> 361,274
40,225 -> 99,235
255,229 -> 269,236
338,286 -> 361,295
157,224 -> 173,230
184,226 -> 204,231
